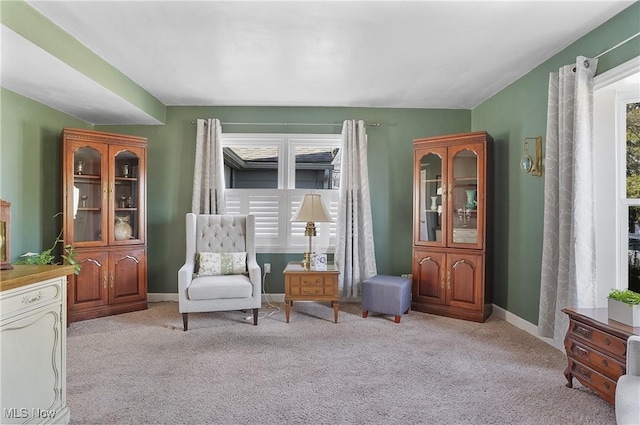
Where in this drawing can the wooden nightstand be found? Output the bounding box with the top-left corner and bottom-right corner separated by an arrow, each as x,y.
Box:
563,307 -> 640,405
283,261 -> 340,323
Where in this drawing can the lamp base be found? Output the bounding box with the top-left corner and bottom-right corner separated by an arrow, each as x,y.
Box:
301,251 -> 312,270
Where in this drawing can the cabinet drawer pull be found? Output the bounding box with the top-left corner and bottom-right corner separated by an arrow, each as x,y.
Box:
572,345 -> 589,359
574,364 -> 591,379
604,338 -> 611,346
602,359 -> 608,367
21,291 -> 44,305
574,325 -> 592,339
604,382 -> 610,390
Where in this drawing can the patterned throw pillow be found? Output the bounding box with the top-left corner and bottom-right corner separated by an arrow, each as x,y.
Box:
195,252 -> 247,276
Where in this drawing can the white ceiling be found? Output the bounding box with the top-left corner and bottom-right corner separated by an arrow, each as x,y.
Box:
1,1 -> 636,125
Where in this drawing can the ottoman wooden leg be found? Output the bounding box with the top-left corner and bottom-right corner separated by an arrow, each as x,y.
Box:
362,311 -> 368,318
394,315 -> 401,323
404,308 -> 409,314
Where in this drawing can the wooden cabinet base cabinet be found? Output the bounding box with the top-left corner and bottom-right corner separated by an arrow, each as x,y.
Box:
411,248 -> 491,322
68,248 -> 147,323
563,307 -> 640,405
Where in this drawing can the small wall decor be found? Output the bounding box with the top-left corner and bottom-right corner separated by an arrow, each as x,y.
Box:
521,137 -> 542,177
0,200 -> 12,269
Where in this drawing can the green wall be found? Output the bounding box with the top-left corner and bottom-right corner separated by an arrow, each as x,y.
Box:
96,107 -> 470,293
0,88 -> 91,260
471,1 -> 640,324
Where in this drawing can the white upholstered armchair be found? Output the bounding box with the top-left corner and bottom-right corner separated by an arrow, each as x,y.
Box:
178,214 -> 261,331
616,335 -> 640,424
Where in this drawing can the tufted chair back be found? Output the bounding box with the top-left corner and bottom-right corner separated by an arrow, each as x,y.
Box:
185,214 -> 256,266
195,215 -> 247,254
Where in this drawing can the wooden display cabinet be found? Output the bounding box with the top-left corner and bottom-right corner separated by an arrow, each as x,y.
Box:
411,131 -> 492,322
62,128 -> 147,322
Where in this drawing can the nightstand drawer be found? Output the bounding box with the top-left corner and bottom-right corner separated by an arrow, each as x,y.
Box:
301,284 -> 324,295
566,338 -> 625,379
301,276 -> 324,286
288,275 -> 336,297
569,320 -> 627,360
0,277 -> 63,319
569,359 -> 617,403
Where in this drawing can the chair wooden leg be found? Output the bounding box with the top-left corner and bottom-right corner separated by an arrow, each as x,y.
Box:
253,308 -> 259,325
394,315 -> 401,323
362,311 -> 368,318
182,313 -> 188,331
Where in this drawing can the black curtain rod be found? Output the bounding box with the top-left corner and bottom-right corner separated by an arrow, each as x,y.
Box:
190,120 -> 381,128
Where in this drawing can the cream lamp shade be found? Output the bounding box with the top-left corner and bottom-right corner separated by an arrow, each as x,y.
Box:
291,193 -> 332,223
290,193 -> 332,269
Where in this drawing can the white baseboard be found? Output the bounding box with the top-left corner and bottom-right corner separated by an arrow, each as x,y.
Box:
491,304 -> 557,349
148,293 -> 178,302
148,293 -> 285,304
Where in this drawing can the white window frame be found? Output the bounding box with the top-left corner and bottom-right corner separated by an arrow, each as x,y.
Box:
222,133 -> 341,253
618,92 -> 640,289
594,55 -> 640,304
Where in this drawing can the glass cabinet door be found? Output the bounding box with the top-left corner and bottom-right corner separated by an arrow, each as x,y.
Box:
450,147 -> 479,246
110,147 -> 144,244
417,149 -> 446,245
73,145 -> 107,245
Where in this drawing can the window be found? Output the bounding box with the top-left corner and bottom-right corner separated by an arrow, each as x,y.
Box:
222,134 -> 341,253
623,99 -> 640,293
594,57 -> 640,304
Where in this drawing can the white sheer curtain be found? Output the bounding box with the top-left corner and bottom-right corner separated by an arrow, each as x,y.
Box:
192,118 -> 226,214
335,119 -> 377,299
539,56 -> 598,349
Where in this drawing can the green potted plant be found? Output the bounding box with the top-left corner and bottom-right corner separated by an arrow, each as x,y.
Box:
608,288 -> 640,327
18,228 -> 80,275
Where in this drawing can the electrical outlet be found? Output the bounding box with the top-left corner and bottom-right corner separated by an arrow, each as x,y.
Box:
264,263 -> 271,273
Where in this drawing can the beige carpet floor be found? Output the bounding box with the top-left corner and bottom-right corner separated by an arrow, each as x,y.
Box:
66,301 -> 615,425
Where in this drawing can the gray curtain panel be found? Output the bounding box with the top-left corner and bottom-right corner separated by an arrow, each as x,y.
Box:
539,56 -> 598,349
335,119 -> 377,300
192,118 -> 226,214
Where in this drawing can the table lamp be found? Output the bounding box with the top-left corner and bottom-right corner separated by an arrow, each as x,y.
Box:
290,193 -> 332,270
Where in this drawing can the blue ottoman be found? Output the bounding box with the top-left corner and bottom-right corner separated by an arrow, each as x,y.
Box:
362,275 -> 411,323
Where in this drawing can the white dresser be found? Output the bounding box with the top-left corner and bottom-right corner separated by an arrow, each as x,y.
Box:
1,265 -> 74,424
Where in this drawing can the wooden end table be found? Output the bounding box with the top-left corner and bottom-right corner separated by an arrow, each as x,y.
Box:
283,261 -> 340,323
563,307 -> 640,405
